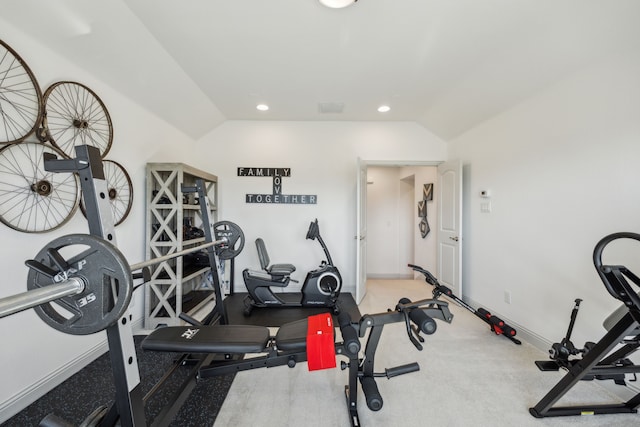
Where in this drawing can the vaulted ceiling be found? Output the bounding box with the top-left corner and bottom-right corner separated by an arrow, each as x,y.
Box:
5,0 -> 639,140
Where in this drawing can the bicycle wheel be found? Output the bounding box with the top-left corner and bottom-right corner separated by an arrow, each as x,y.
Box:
80,160 -> 133,226
0,142 -> 80,232
0,39 -> 43,144
42,81 -> 113,158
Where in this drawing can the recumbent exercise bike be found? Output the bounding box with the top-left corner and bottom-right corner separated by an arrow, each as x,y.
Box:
242,218 -> 342,316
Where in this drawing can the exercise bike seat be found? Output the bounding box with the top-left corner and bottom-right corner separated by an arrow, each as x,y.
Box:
256,238 -> 296,278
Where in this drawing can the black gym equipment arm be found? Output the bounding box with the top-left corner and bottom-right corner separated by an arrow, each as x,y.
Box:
565,299 -> 582,344
353,298 -> 452,412
408,263 -> 521,345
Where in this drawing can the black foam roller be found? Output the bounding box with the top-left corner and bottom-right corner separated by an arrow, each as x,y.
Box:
338,312 -> 361,355
360,376 -> 383,411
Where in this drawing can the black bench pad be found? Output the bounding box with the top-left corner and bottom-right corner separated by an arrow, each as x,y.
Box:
275,318 -> 308,352
142,325 -> 270,354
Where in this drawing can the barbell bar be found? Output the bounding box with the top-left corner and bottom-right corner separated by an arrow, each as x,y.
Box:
129,239 -> 226,272
0,277 -> 84,318
0,221 -> 245,335
0,237 -> 224,330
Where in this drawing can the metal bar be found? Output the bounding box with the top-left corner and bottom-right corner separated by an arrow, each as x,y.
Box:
129,238 -> 226,272
0,277 -> 84,318
195,178 -> 228,325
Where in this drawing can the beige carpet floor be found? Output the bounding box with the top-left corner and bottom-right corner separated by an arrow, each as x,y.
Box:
213,279 -> 639,426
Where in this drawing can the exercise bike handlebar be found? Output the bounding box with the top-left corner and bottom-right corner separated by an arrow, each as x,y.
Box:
307,219 -> 334,266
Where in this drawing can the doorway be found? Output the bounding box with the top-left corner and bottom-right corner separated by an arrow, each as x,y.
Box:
365,165 -> 439,279
355,160 -> 462,303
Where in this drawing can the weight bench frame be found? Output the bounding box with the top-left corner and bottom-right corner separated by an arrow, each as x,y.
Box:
142,301 -> 453,426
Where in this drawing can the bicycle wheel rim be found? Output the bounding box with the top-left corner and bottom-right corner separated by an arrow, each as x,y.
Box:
80,159 -> 133,226
0,39 -> 43,144
0,142 -> 80,232
43,81 -> 113,158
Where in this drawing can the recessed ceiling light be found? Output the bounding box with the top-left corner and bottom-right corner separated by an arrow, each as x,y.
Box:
377,105 -> 391,113
319,0 -> 357,9
256,104 -> 269,111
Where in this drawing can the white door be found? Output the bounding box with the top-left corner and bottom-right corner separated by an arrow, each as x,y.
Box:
437,160 -> 462,296
355,158 -> 368,303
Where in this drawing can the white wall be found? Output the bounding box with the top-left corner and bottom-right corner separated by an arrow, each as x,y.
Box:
0,20 -> 199,421
448,51 -> 640,348
190,121 -> 447,293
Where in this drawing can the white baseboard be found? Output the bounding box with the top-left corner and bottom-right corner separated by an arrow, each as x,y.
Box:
0,317 -> 145,424
367,273 -> 413,280
463,296 -> 551,351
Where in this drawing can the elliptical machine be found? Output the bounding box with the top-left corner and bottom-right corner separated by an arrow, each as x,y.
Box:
242,219 -> 342,316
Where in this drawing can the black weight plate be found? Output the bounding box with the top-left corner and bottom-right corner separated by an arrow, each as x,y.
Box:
213,221 -> 245,260
27,234 -> 132,335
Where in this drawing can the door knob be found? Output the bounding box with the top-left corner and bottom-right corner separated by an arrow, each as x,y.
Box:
449,236 -> 459,242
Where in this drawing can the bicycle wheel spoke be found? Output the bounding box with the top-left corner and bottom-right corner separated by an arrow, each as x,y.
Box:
0,40 -> 43,144
79,159 -> 133,226
0,142 -> 79,232
43,81 -> 112,158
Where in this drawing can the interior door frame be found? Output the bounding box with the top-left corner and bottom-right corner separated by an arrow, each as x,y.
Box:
356,159 -> 442,302
436,159 -> 463,297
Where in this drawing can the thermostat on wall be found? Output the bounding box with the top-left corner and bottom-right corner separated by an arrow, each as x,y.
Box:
480,190 -> 491,198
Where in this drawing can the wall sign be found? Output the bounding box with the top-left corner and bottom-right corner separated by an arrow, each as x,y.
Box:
238,167 -> 317,204
418,183 -> 433,238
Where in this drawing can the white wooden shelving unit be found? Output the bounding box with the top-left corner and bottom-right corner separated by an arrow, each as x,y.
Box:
145,163 -> 218,328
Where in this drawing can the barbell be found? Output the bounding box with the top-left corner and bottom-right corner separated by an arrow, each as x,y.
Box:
0,221 -> 244,335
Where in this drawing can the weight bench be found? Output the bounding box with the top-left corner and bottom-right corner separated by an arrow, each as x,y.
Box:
141,298 -> 454,426
142,319 -> 308,355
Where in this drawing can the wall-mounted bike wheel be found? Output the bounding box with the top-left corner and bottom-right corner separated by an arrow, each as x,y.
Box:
0,39 -> 43,144
79,160 -> 133,226
42,81 -> 113,158
0,142 -> 80,232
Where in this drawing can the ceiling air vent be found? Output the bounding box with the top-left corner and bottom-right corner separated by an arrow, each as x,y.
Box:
318,102 -> 344,114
